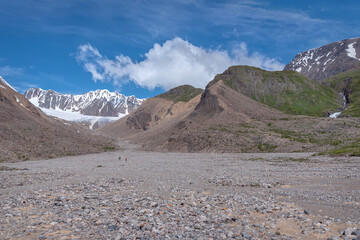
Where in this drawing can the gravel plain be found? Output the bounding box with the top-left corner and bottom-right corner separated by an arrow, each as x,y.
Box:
1,145 -> 360,239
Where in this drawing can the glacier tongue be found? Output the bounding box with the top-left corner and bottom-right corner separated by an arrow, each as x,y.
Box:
29,97 -> 124,129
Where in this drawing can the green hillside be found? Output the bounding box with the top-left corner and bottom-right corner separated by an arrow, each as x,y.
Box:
209,66 -> 341,116
324,69 -> 360,117
157,85 -> 203,103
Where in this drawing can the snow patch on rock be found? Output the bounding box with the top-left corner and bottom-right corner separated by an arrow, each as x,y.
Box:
346,43 -> 360,60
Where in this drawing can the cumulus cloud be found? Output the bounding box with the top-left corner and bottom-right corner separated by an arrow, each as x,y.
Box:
76,37 -> 284,90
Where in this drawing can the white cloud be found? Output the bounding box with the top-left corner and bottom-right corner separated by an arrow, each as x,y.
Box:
231,43 -> 285,71
0,65 -> 24,77
76,37 -> 284,90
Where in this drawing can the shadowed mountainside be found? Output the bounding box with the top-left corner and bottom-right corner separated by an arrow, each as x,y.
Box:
0,77 -> 116,162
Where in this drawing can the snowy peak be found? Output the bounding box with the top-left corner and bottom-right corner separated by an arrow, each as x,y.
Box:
24,88 -> 145,117
284,37 -> 360,81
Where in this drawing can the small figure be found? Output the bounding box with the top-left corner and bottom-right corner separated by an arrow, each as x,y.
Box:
125,158 -> 127,162
119,156 -> 121,160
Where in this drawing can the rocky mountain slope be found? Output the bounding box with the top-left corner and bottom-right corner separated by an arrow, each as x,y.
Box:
24,88 -> 144,117
210,66 -> 341,116
99,85 -> 203,147
284,37 -> 360,81
0,77 -> 115,162
99,67 -> 360,154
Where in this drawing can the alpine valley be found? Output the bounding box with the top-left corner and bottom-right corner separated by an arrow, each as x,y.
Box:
2,37 -> 360,161
2,2 -> 360,239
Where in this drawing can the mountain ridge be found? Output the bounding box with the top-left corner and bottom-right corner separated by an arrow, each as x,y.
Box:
24,88 -> 144,117
209,65 -> 341,116
284,37 -> 360,81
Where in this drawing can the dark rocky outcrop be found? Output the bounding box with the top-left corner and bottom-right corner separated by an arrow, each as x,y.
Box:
126,112 -> 152,130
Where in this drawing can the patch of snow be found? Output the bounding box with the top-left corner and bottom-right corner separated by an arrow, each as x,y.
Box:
0,76 -> 16,91
329,112 -> 341,118
15,96 -> 20,103
296,67 -> 302,72
346,43 -> 360,60
0,85 -> 5,89
315,55 -> 324,62
29,97 -> 40,106
324,58 -> 332,66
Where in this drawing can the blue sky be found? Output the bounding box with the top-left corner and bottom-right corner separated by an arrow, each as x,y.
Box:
0,0 -> 359,98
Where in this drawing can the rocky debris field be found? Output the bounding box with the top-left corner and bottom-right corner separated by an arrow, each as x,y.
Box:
0,150 -> 359,239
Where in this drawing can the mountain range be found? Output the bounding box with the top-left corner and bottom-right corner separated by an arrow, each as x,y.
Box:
24,88 -> 144,129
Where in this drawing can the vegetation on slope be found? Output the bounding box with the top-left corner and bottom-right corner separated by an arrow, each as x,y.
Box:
324,69 -> 360,117
209,66 -> 341,116
328,139 -> 360,157
157,85 -> 203,103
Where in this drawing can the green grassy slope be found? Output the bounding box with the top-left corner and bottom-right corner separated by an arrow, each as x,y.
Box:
327,139 -> 360,156
156,85 -> 203,103
209,66 -> 341,116
324,69 -> 360,117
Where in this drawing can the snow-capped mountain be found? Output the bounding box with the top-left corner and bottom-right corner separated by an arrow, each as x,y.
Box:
284,37 -> 360,81
24,88 -> 144,117
24,88 -> 145,129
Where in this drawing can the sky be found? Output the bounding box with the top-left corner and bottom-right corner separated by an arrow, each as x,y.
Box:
0,0 -> 359,98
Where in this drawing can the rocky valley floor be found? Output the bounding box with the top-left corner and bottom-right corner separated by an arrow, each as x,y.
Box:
0,146 -> 359,239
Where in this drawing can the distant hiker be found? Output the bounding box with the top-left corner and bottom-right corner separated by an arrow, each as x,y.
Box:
119,156 -> 121,160
125,158 -> 127,162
